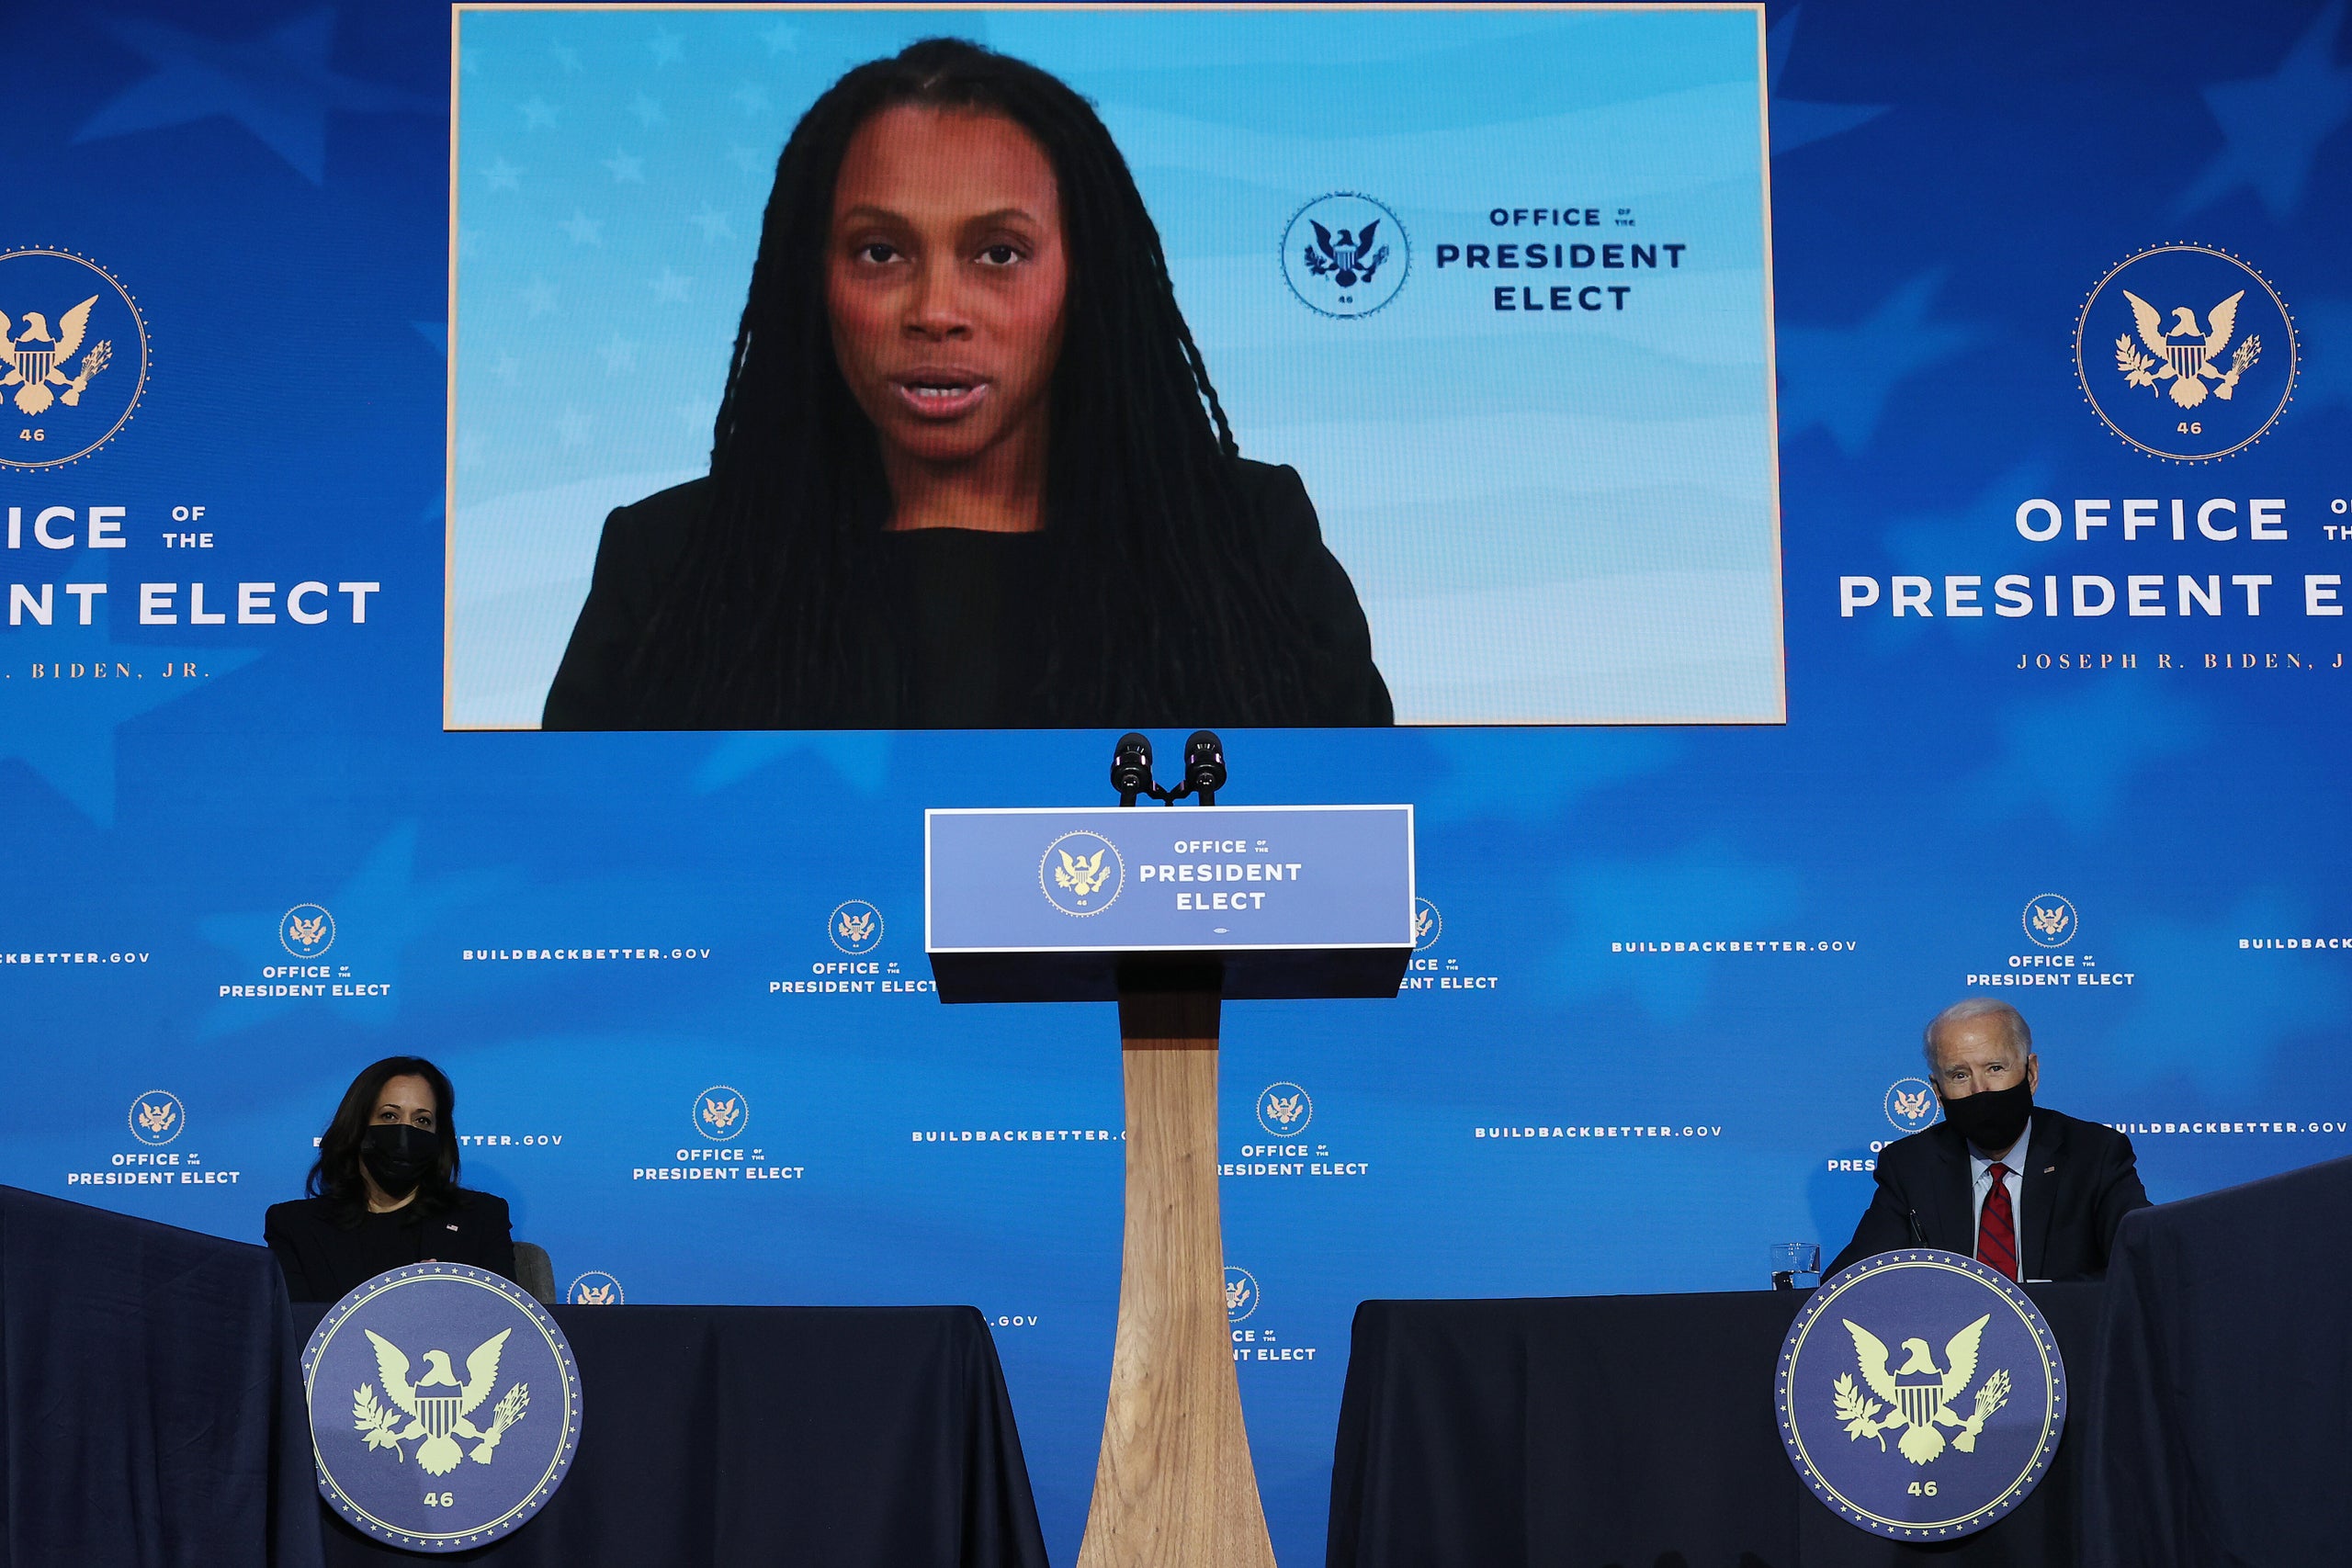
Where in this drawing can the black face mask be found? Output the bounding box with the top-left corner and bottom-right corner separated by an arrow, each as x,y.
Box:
1939,1079 -> 2033,1154
360,1122 -> 437,1198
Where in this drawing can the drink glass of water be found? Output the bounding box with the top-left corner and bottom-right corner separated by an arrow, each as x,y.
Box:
1770,1241 -> 1821,1291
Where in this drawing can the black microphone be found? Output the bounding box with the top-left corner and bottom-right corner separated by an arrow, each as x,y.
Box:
1111,733 -> 1155,807
1906,1209 -> 1928,1247
1182,730 -> 1226,807
1112,732 -> 1156,806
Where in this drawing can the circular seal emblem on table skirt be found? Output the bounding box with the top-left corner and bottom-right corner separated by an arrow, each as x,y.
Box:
303,1263 -> 583,1552
1775,1249 -> 2064,1541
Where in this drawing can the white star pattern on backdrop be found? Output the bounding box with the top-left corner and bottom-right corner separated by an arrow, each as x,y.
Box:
76,8 -> 435,183
1777,273 -> 1979,456
2172,0 -> 2352,220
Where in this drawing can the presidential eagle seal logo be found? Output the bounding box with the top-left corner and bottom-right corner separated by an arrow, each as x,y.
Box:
566,1271 -> 624,1305
304,1263 -> 582,1551
0,248 -> 148,469
1224,1265 -> 1260,1323
1040,829 -> 1123,917
1883,1078 -> 1939,1134
693,1085 -> 749,1142
128,1089 -> 186,1145
2021,894 -> 2076,950
280,903 -> 336,957
1777,1250 -> 2064,1540
1282,194 -> 1409,320
2075,244 -> 2295,462
1256,1081 -> 1313,1137
828,899 -> 883,954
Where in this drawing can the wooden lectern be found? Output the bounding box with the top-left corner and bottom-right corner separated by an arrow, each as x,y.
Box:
927,805 -> 1415,1568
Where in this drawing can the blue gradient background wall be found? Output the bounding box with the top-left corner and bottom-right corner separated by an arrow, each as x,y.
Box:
3,4 -> 2349,1564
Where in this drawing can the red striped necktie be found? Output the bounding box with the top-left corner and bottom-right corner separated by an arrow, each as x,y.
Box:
1977,1162 -> 2018,1280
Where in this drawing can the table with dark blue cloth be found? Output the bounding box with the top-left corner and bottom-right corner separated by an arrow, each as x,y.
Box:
1327,1284 -> 2102,1568
288,1301 -> 1050,1568
0,1185 -> 324,1568
2083,1154 -> 2352,1568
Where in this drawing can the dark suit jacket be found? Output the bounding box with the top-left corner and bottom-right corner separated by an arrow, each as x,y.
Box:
1829,1108 -> 2150,1280
264,1191 -> 516,1303
541,459 -> 1394,730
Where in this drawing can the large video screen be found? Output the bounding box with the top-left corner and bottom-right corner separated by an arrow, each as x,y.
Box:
444,6 -> 1781,729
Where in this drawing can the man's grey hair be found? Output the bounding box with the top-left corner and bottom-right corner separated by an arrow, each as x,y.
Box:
1922,998 -> 2033,1070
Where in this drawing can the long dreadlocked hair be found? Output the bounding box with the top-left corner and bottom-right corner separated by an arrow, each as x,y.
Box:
623,37 -> 1321,728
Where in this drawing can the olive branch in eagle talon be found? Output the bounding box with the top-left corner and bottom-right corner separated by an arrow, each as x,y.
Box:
354,1382 -> 408,1455
1832,1372 -> 1890,1450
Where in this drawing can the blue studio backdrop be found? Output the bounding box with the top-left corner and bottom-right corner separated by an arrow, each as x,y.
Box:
5,3 -> 2351,1564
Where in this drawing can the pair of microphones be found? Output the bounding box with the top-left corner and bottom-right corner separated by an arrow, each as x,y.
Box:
1112,731 -> 1225,807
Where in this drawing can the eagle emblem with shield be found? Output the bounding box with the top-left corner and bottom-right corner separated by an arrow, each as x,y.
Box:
1039,829 -> 1124,915
2074,243 -> 2295,463
352,1327 -> 529,1476
1302,220 -> 1388,289
2,297 -> 110,416
1281,193 -> 1410,320
2114,290 -> 2258,409
1777,1250 -> 2064,1541
0,248 -> 149,469
304,1263 -> 582,1551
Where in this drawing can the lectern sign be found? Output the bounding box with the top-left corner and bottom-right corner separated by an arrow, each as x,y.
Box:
304,1263 -> 583,1553
1776,1250 -> 2065,1541
927,805 -> 1414,1001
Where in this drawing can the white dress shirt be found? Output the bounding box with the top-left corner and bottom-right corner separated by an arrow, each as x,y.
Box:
1966,1116 -> 2030,1270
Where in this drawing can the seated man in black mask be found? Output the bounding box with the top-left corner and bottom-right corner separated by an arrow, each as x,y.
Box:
1830,998 -> 2149,1281
266,1055 -> 516,1302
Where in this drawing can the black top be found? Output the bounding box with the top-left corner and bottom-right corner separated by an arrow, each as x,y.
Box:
883,526 -> 1052,728
264,1191 -> 517,1303
541,458 -> 1393,729
1828,1107 -> 2151,1280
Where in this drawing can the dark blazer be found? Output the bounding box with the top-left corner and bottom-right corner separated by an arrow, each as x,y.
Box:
265,1192 -> 517,1303
541,459 -> 1394,729
1829,1108 -> 2150,1280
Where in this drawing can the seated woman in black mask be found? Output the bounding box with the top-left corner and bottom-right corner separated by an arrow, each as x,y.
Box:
265,1055 -> 516,1303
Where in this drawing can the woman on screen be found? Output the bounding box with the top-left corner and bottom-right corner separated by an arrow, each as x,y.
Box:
543,38 -> 1390,730
264,1056 -> 516,1303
